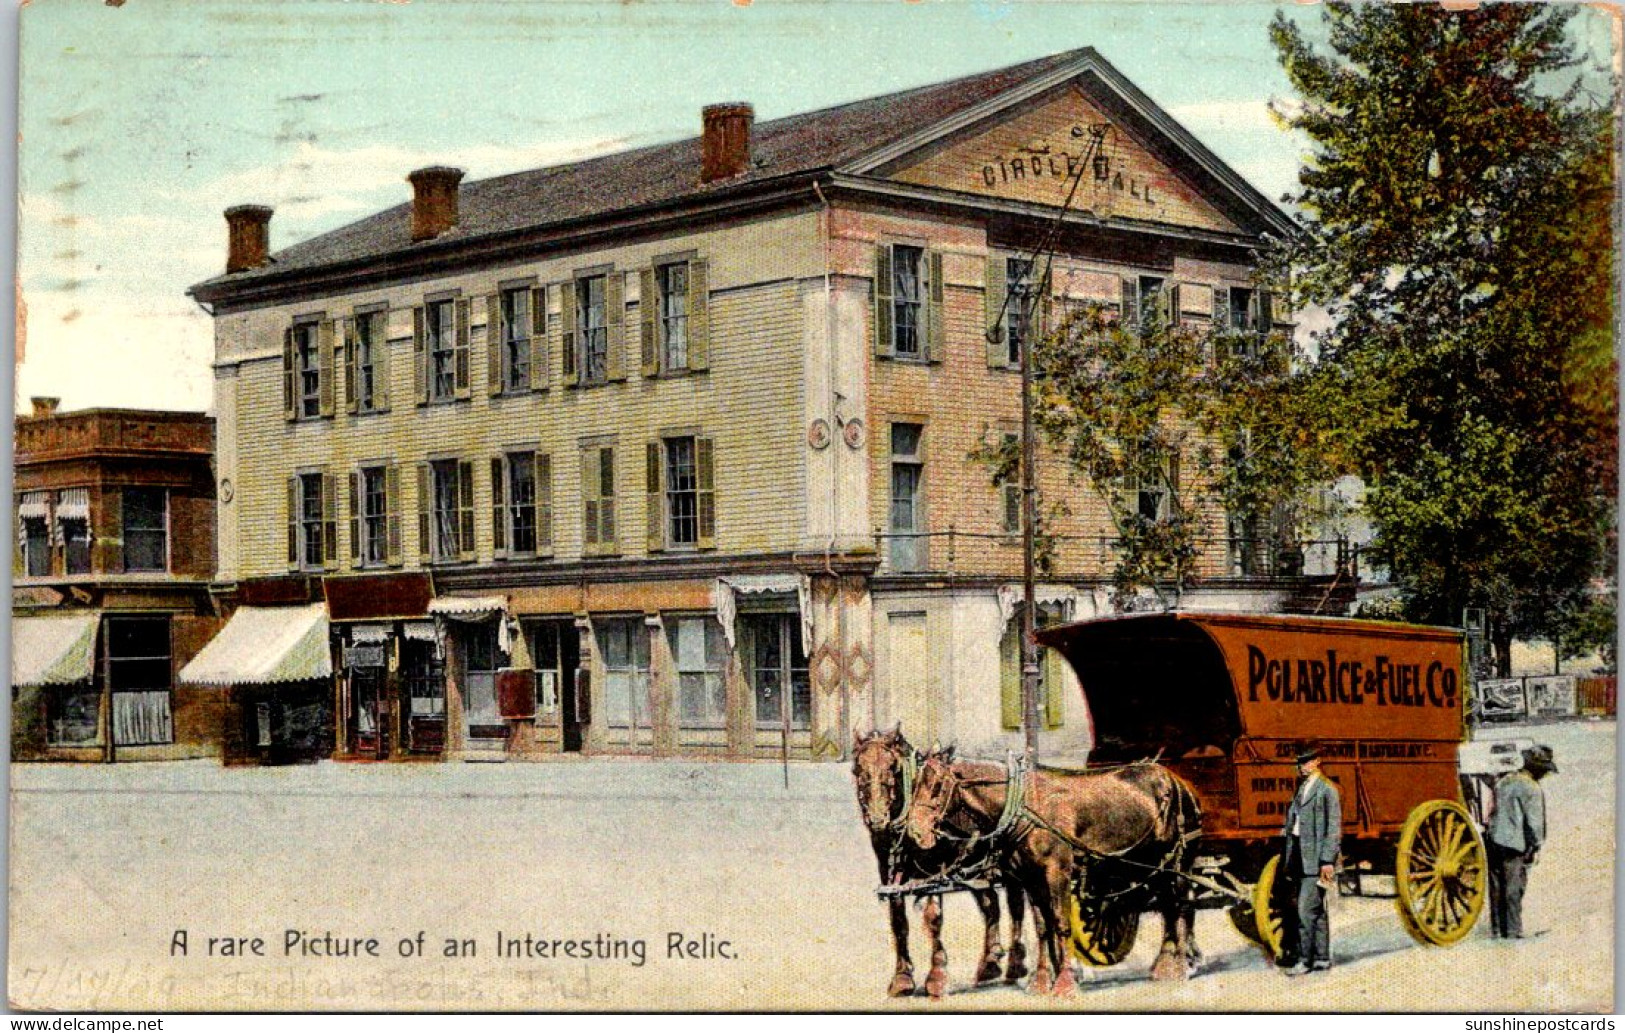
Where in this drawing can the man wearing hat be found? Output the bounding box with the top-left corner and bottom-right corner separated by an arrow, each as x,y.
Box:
1487,744 -> 1556,939
1278,741 -> 1341,974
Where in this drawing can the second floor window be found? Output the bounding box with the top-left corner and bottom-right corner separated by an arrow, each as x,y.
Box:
298,473 -> 325,570
424,459 -> 473,563
1000,432 -> 1022,535
63,518 -> 90,574
889,423 -> 925,572
1005,258 -> 1035,367
492,451 -> 543,557
359,466 -> 388,567
21,515 -> 48,576
427,300 -> 456,401
659,263 -> 689,370
665,437 -> 698,548
501,288 -> 531,393
647,436 -> 715,552
123,487 -> 167,572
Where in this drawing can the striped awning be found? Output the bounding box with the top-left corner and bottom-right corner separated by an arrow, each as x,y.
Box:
178,604 -> 331,686
11,613 -> 99,686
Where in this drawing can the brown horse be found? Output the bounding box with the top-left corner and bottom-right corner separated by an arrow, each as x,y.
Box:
905,746 -> 1203,996
851,728 -> 1029,998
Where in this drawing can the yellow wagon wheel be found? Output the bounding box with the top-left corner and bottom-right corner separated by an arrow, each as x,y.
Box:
1395,799 -> 1486,946
1068,888 -> 1141,966
1227,853 -> 1288,959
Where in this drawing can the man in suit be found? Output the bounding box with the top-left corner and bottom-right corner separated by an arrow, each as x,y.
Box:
1487,744 -> 1556,939
1278,741 -> 1341,975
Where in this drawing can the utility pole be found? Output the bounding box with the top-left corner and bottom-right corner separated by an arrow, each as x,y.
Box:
1019,283 -> 1041,766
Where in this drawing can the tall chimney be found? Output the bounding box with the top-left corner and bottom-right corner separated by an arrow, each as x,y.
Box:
701,103 -> 754,184
408,166 -> 465,242
223,205 -> 274,273
30,397 -> 59,417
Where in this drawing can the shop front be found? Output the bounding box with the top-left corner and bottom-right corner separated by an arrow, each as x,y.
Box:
323,573 -> 441,761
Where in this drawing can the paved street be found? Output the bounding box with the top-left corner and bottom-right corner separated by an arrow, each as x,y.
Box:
8,721 -> 1614,1012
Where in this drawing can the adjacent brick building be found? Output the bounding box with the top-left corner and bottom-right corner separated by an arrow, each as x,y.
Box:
186,47 -> 1348,763
11,400 -> 221,761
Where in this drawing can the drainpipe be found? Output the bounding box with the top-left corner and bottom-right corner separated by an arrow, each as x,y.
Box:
812,179 -> 853,756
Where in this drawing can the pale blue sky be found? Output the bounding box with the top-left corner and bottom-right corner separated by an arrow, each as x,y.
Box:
16,0 -> 1617,412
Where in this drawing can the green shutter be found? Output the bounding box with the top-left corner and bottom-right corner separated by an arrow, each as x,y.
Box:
374,311 -> 391,412
696,436 -> 715,550
1043,647 -> 1066,729
536,452 -> 553,554
487,294 -> 503,396
561,282 -> 578,387
453,299 -> 472,399
646,441 -> 664,552
529,286 -> 548,391
599,448 -> 617,551
640,268 -> 659,377
687,258 -> 710,372
605,273 -> 626,382
317,320 -> 336,417
321,471 -> 338,568
1000,623 -> 1021,730
282,327 -> 296,420
457,459 -> 475,559
343,319 -> 358,414
412,307 -> 428,405
491,456 -> 507,557
986,255 -> 1008,367
416,463 -> 430,560
385,464 -> 403,566
874,245 -> 894,357
925,249 -> 945,363
582,448 -> 599,554
348,470 -> 361,565
286,476 -> 299,570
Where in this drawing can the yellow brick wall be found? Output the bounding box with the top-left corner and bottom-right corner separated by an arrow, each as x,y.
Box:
216,212 -> 819,581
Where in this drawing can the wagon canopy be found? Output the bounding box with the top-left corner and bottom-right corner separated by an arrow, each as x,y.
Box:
1035,612 -> 1466,758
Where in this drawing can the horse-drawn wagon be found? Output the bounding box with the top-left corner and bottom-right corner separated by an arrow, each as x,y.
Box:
1036,611 -> 1486,966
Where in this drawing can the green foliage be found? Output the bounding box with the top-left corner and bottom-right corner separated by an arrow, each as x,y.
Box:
1265,3 -> 1616,662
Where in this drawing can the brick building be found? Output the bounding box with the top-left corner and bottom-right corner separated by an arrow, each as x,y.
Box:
11,400 -> 221,761
186,47 -> 1344,763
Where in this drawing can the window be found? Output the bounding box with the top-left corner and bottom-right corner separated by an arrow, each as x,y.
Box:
659,263 -> 689,370
999,604 -> 1067,731
21,516 -> 49,577
294,473 -> 322,569
501,288 -> 531,393
427,299 -> 457,401
47,686 -> 99,746
1124,451 -> 1178,522
599,618 -> 651,734
63,518 -> 90,574
463,623 -> 506,738
493,452 -> 540,557
999,432 -> 1022,535
427,460 -> 470,563
1137,276 -> 1166,333
358,466 -> 388,567
665,437 -> 698,548
353,311 -> 382,412
889,423 -> 926,572
577,275 -> 608,385
892,244 -> 924,357
107,617 -> 174,746
296,323 -> 321,418
1005,258 -> 1035,367
670,617 -> 726,729
582,446 -> 616,556
122,488 -> 167,572
744,613 -> 810,730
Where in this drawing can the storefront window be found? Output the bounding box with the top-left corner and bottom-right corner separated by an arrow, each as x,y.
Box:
598,619 -> 650,732
47,685 -> 99,745
106,617 -> 173,746
743,613 -> 810,730
670,617 -> 726,729
463,622 -> 505,735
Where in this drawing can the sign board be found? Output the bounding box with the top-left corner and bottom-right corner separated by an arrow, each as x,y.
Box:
1525,675 -> 1577,717
343,643 -> 386,669
1476,679 -> 1527,721
497,668 -> 536,720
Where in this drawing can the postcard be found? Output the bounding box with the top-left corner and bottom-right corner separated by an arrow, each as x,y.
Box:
10,0 -> 1617,1013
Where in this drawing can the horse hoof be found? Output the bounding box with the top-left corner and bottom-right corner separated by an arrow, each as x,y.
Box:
924,969 -> 948,1000
1150,953 -> 1190,982
1005,945 -> 1029,982
975,960 -> 1003,984
1051,971 -> 1078,997
887,973 -> 916,997
1029,971 -> 1053,995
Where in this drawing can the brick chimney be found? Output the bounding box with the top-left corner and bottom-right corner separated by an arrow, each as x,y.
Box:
223,205 -> 274,273
408,166 -> 465,242
701,103 -> 754,184
30,397 -> 59,417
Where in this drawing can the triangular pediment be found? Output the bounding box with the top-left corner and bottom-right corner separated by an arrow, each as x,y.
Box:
884,85 -> 1240,234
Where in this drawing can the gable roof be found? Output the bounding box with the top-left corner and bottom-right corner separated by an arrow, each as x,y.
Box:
191,47 -> 1294,303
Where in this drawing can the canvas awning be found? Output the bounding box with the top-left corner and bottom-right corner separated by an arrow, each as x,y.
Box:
12,612 -> 99,686
713,574 -> 812,654
178,604 -> 331,686
427,595 -> 508,617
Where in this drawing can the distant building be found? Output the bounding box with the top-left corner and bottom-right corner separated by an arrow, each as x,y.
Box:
187,47 -> 1351,764
11,400 -> 221,761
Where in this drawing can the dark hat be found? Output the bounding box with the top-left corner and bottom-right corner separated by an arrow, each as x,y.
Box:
1296,742 -> 1323,764
1523,744 -> 1558,773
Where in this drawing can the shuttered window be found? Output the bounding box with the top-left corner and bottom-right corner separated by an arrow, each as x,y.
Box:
1004,258 -> 1035,367
577,276 -> 609,386
501,288 -> 531,393
659,263 -> 689,371
296,323 -> 321,418
427,300 -> 457,401
582,446 -> 617,556
425,459 -> 474,563
355,465 -> 388,567
351,311 -> 386,413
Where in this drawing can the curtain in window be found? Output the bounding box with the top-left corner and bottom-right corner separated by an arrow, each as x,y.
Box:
112,690 -> 173,746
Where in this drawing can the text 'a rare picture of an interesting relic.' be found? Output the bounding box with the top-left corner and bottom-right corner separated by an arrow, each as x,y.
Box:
10,1 -> 1618,1015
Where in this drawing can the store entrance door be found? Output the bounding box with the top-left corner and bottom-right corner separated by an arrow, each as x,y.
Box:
530,621 -> 583,752
349,667 -> 388,758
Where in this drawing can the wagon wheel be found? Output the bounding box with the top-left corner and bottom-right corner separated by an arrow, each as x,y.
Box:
1226,853 -> 1288,959
1395,799 -> 1486,946
1068,888 -> 1141,966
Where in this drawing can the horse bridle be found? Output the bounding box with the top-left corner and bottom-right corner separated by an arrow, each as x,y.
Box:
859,739 -> 919,834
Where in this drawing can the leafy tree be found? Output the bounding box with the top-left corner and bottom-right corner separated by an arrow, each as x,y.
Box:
1264,3 -> 1616,673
